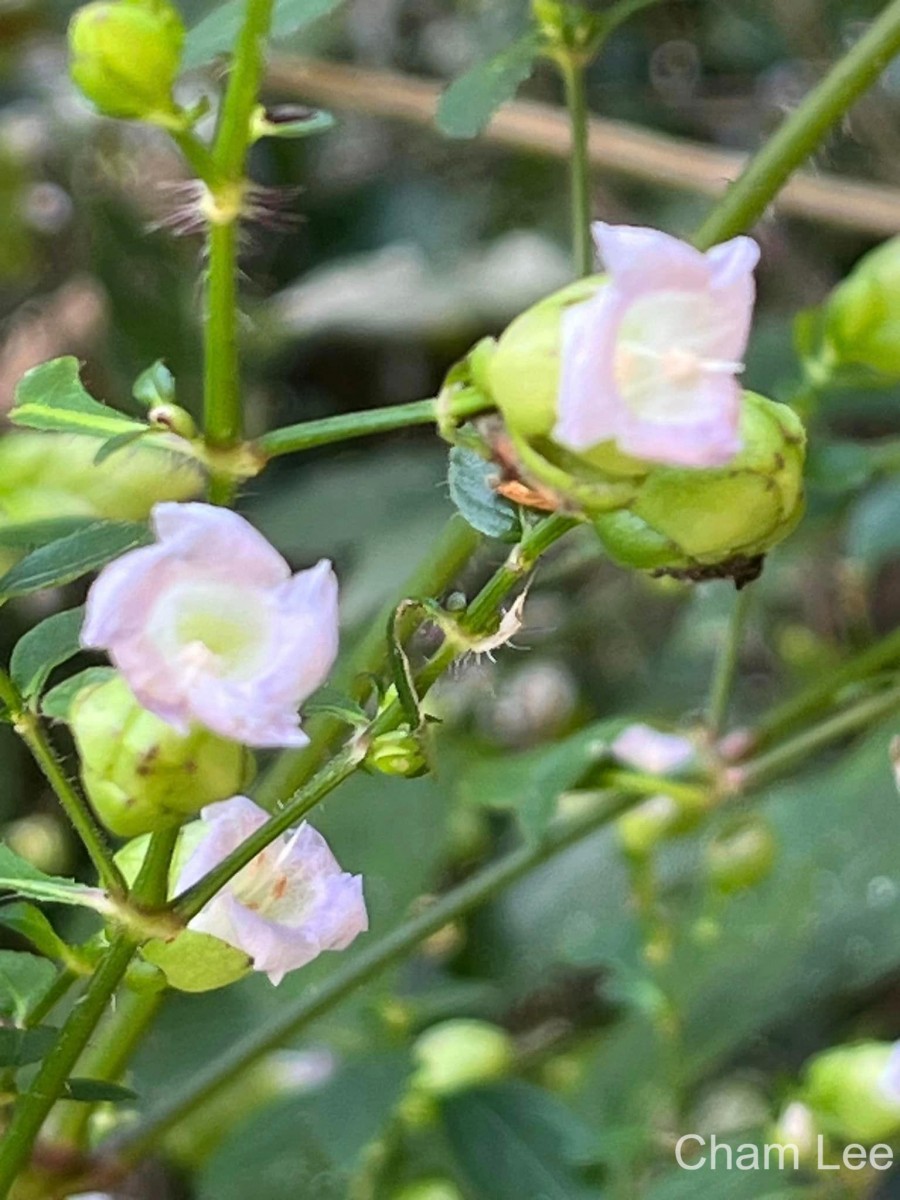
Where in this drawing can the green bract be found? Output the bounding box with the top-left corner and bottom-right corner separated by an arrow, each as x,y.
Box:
68,0 -> 185,125
824,236 -> 900,377
70,674 -> 251,837
803,1041 -> 900,1142
592,394 -> 805,581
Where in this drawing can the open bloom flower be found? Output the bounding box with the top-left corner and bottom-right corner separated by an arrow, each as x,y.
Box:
612,723 -> 695,775
175,796 -> 368,985
555,223 -> 759,467
81,502 -> 339,748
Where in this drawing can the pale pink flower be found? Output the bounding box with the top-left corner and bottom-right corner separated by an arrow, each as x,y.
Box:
175,796 -> 368,986
612,723 -> 695,775
81,502 -> 338,748
555,223 -> 759,467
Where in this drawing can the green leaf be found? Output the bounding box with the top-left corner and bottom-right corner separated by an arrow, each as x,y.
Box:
0,902 -> 82,964
442,1081 -> 603,1199
61,1078 -> 137,1103
448,446 -> 521,540
93,429 -> 150,465
184,0 -> 344,68
255,106 -> 336,140
437,35 -> 541,138
10,606 -> 85,702
452,721 -> 622,841
0,845 -> 111,911
0,518 -> 99,551
0,951 -> 57,1023
0,1024 -> 57,1068
132,360 -> 175,409
197,1053 -> 412,1200
142,932 -> 251,994
0,521 -> 151,601
12,358 -> 145,439
42,668 -> 117,723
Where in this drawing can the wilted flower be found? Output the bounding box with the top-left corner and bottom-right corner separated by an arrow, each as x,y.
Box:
175,796 -> 368,986
81,502 -> 339,748
612,722 -> 695,774
555,223 -> 759,467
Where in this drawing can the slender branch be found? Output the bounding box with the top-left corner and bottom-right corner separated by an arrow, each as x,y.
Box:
693,0 -> 900,249
203,220 -> 242,470
557,53 -> 593,277
257,389 -> 492,460
255,515 -> 482,808
705,589 -> 753,737
0,933 -> 137,1199
744,626 -> 900,756
106,791 -> 639,1169
734,685 -> 900,794
264,57 -> 900,239
213,0 -> 275,182
0,670 -> 125,896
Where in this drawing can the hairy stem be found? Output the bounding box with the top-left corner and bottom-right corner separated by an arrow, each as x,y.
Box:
694,0 -> 900,249
0,670 -> 125,896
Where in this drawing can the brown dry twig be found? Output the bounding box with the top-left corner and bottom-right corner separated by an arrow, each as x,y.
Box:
266,56 -> 900,238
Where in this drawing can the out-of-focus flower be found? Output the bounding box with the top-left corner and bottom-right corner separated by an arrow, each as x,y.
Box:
803,1040 -> 900,1142
175,796 -> 367,986
612,722 -> 695,774
555,223 -> 759,467
411,1020 -> 514,1097
81,503 -> 339,748
824,235 -> 900,378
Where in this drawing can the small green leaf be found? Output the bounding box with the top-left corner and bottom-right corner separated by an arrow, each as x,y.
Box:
0,518 -> 98,551
437,35 -> 541,139
255,106 -> 336,140
42,668 -> 117,723
133,360 -> 175,409
0,521 -> 151,601
0,845 -> 111,912
61,1078 -> 137,1103
0,1025 -> 57,1068
10,606 -> 85,702
12,358 -> 145,439
0,951 -> 57,1023
448,447 -> 521,540
0,902 -> 82,964
184,0 -> 344,67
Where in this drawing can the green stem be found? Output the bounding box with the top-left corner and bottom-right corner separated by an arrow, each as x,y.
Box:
601,769 -> 708,809
109,791 -> 638,1168
24,971 -> 80,1031
736,684 -> 900,794
0,670 -> 125,897
705,588 -> 753,737
694,0 -> 900,250
257,390 -> 493,460
558,53 -> 593,277
213,0 -> 275,182
185,514 -> 576,914
255,515 -> 482,807
204,219 -> 242,483
747,626 -> 900,755
0,933 -> 137,1199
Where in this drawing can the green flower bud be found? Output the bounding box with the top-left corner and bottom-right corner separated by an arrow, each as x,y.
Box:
364,728 -> 428,778
592,393 -> 805,583
803,1041 -> 900,1143
391,1182 -> 464,1200
412,1020 -> 515,1097
617,794 -> 702,859
706,819 -> 777,895
68,0 -> 185,126
824,236 -> 900,377
70,674 -> 251,837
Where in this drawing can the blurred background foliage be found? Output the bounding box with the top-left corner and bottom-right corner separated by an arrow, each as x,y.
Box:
4,0 -> 900,1196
